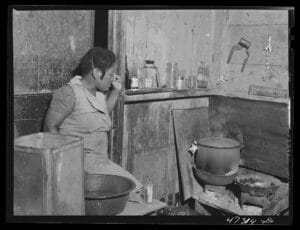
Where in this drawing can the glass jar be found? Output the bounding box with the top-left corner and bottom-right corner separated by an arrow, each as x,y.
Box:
143,60 -> 158,88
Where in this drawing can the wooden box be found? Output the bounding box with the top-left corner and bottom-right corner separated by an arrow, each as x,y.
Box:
14,132 -> 85,215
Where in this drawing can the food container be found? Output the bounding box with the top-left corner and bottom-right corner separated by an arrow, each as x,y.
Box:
14,132 -> 85,215
235,172 -> 281,201
85,174 -> 136,215
142,60 -> 159,88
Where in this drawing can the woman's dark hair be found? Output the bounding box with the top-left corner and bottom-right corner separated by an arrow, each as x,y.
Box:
72,47 -> 116,78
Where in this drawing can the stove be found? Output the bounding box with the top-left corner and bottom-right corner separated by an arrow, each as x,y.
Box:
195,168 -> 283,213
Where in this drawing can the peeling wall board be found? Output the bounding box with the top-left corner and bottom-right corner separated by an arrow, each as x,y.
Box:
229,10 -> 288,25
228,25 -> 288,66
209,96 -> 290,178
224,64 -> 289,94
13,10 -> 94,95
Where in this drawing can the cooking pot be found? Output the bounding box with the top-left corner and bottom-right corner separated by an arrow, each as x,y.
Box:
84,174 -> 136,215
190,137 -> 244,175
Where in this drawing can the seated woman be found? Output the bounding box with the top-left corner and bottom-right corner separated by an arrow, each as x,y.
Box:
44,47 -> 142,191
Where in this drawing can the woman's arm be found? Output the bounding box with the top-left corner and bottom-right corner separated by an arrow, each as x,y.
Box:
106,89 -> 120,114
106,75 -> 122,114
44,108 -> 70,133
43,86 -> 75,133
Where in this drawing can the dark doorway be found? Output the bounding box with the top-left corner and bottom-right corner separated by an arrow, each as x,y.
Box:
94,9 -> 109,48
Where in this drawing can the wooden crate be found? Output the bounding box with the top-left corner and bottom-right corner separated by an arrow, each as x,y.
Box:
14,132 -> 85,215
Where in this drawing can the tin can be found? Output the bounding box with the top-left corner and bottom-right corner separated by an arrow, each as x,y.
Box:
176,79 -> 184,90
130,77 -> 139,89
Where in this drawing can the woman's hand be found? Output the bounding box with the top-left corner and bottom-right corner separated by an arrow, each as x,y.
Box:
111,74 -> 122,91
107,74 -> 122,113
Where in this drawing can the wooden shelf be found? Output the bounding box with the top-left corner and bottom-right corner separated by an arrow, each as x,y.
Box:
124,88 -> 289,104
124,88 -> 213,103
214,90 -> 290,104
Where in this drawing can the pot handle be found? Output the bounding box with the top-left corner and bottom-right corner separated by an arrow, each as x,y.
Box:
240,144 -> 246,150
188,141 -> 198,157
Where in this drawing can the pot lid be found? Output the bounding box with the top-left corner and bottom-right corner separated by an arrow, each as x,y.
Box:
197,137 -> 241,149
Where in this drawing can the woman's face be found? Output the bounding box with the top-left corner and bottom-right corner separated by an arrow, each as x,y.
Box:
94,67 -> 114,93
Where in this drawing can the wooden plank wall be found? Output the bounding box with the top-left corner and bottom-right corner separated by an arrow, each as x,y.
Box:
13,10 -> 94,136
123,10 -> 213,85
123,98 -> 209,201
212,10 -> 289,97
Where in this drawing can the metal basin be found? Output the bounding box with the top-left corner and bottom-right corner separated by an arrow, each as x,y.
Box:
235,172 -> 281,201
85,174 -> 136,215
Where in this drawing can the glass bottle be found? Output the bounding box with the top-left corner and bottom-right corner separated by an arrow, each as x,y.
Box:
144,176 -> 153,203
196,65 -> 203,88
200,61 -> 208,88
125,55 -> 130,90
130,67 -> 139,89
172,62 -> 179,89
